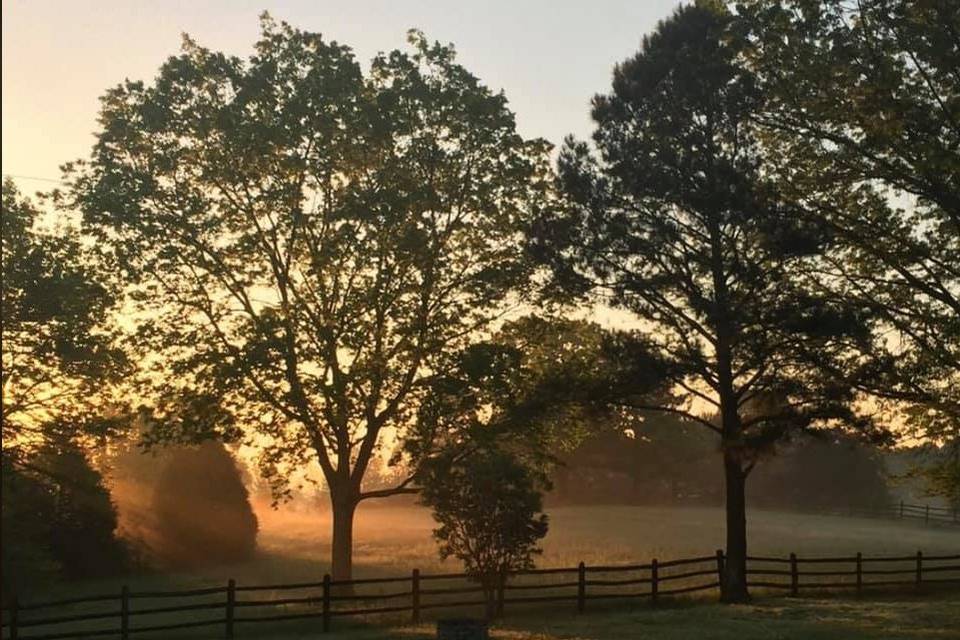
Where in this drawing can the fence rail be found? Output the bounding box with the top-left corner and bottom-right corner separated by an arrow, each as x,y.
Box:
802,500 -> 959,526
2,549 -> 958,639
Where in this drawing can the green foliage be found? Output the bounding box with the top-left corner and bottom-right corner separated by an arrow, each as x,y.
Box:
2,435 -> 129,597
899,441 -> 960,510
534,1 -> 887,600
749,431 -> 892,511
555,417 -> 890,510
66,15 -> 552,577
151,441 -> 259,568
404,315 -> 670,472
537,2 -> 877,460
1,179 -> 127,454
737,0 -> 960,501
419,447 -> 549,615
1,179 -> 130,596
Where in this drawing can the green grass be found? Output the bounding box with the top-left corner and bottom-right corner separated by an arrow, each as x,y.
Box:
25,504 -> 960,599
12,505 -> 959,640
238,591 -> 960,639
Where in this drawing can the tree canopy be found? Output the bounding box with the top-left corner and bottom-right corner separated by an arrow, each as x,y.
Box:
67,16 -> 552,578
1,179 -> 127,456
533,1 -> 882,601
419,446 -> 549,618
738,0 -> 959,501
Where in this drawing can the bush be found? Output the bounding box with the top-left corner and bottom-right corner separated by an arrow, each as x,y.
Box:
420,448 -> 549,618
151,441 -> 258,567
2,437 -> 129,598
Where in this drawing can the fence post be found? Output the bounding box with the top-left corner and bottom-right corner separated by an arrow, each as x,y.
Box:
855,553 -> 862,595
226,579 -> 235,640
715,549 -> 725,593
789,553 -> 798,597
496,569 -> 506,617
121,585 -> 130,640
577,562 -> 586,614
647,559 -> 657,604
322,573 -> 331,633
925,505 -> 930,525
915,551 -> 923,588
412,568 -> 421,624
9,596 -> 18,640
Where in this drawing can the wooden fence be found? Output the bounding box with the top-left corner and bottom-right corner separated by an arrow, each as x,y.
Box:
2,550 -> 958,639
808,501 -> 959,526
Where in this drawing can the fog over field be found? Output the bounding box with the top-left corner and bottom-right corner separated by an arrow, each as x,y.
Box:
241,500 -> 960,583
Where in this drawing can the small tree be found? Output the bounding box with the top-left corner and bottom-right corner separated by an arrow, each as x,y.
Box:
420,448 -> 549,618
151,441 -> 259,568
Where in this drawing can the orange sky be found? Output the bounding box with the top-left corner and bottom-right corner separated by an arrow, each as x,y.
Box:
2,0 -> 681,193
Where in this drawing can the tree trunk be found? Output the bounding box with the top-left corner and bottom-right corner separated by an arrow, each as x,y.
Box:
331,495 -> 357,582
721,451 -> 749,603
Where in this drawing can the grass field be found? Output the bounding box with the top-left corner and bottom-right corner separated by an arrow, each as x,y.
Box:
30,503 -> 960,597
481,593 -> 960,639
250,502 -> 960,581
261,592 -> 960,639
11,504 -> 959,640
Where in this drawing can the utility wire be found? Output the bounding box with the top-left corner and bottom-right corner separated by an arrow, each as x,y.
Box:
4,174 -> 67,185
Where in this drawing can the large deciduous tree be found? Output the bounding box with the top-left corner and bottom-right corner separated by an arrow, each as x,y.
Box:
532,2 -> 880,601
67,17 -> 552,579
738,0 -> 959,502
404,315 -> 668,470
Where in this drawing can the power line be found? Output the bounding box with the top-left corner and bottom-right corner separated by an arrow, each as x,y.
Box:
5,174 -> 66,185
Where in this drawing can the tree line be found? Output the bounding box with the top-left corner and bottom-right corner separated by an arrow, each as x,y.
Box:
2,0 -> 956,604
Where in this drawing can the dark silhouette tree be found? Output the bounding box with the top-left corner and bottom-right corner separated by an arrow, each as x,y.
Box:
553,413 -> 719,505
403,314 -> 669,482
2,179 -> 130,597
739,0 -> 959,503
2,433 -> 129,597
532,1 -> 880,602
1,179 -> 127,458
748,430 -> 891,511
66,17 -> 551,579
419,447 -> 549,619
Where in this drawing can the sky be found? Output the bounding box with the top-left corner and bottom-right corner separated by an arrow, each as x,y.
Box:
2,0 -> 682,194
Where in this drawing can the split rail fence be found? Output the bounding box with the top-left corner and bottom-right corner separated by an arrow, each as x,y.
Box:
2,550 -> 959,639
810,501 -> 958,526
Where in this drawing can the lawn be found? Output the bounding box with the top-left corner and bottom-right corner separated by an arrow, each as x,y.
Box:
244,591 -> 960,639
249,502 -> 960,581
10,504 -> 958,640
23,503 -> 960,599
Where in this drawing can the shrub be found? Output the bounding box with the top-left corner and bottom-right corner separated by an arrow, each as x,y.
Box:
151,441 -> 258,567
420,448 -> 549,617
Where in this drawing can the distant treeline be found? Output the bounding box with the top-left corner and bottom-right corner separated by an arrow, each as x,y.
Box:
550,415 -> 902,512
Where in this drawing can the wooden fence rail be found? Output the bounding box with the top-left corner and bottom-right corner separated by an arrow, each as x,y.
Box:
2,551 -> 958,639
807,501 -> 959,526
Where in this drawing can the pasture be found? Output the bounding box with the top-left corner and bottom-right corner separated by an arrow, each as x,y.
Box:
267,592 -> 960,639
258,502 -> 960,577
8,504 -> 958,640
30,503 -> 960,599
